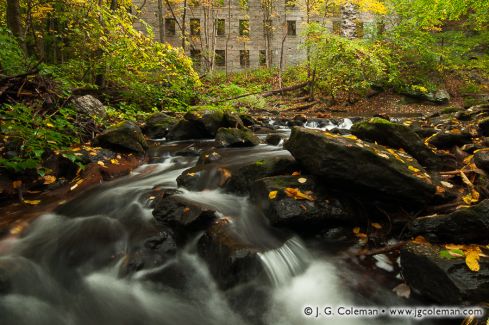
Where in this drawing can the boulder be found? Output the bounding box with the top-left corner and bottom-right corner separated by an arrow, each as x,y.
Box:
153,191 -> 216,241
351,117 -> 441,168
474,149 -> 489,171
251,175 -> 356,232
215,128 -> 260,147
71,95 -> 106,118
426,89 -> 450,104
142,113 -> 178,138
427,130 -> 472,149
197,219 -> 266,290
94,121 -> 148,154
478,117 -> 489,136
401,242 -> 489,304
166,111 -> 246,141
408,200 -> 489,244
177,156 -> 297,194
265,134 -> 283,146
202,111 -> 244,136
239,114 -> 260,127
285,127 -> 436,207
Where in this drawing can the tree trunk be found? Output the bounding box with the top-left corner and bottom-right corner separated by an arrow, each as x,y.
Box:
157,0 -> 164,42
7,0 -> 24,46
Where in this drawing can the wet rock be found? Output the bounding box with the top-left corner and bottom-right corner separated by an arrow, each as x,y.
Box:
265,134 -> 283,146
426,89 -> 450,104
152,192 -> 216,239
400,243 -> 489,304
142,113 -> 178,138
351,117 -> 441,168
177,156 -> 297,194
285,127 -> 436,207
95,121 -> 148,154
427,130 -> 472,149
167,111 -> 245,141
166,119 -> 210,141
478,117 -> 489,136
474,149 -> 489,171
215,128 -> 260,147
196,150 -> 223,165
202,111 -> 244,136
197,220 -> 266,289
71,95 -> 106,118
409,200 -> 489,244
239,114 -> 260,127
251,175 -> 356,232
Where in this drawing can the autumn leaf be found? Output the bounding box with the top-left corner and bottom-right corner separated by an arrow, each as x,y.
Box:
97,161 -> 105,167
110,159 -> 119,165
371,222 -> 382,229
268,191 -> 278,199
408,165 -> 420,173
43,175 -> 57,185
23,200 -> 41,205
465,246 -> 481,272
12,180 -> 22,189
284,187 -> 315,201
291,171 -> 301,176
297,177 -> 307,184
412,235 -> 428,244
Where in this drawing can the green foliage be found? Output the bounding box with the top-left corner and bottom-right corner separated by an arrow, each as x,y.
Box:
304,23 -> 387,100
0,103 -> 80,173
0,27 -> 29,75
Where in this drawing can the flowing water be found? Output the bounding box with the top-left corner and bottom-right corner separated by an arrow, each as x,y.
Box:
0,120 -> 417,325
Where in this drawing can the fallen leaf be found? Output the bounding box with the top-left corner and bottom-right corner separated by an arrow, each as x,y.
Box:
440,181 -> 454,188
46,122 -> 54,128
291,171 -> 301,176
89,152 -> 97,156
297,177 -> 307,184
412,236 -> 428,244
110,159 -> 119,165
408,165 -> 420,173
283,187 -> 314,201
392,283 -> 411,299
43,175 -> 57,185
187,172 -> 196,177
465,246 -> 481,272
353,227 -> 361,234
12,180 -> 22,189
445,244 -> 464,250
268,191 -> 278,200
371,222 -> 382,230
23,200 -> 41,205
344,135 -> 358,140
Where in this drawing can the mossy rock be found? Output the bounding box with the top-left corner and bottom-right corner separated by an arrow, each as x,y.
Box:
202,111 -> 245,136
215,127 -> 260,147
143,113 -> 178,138
351,118 -> 441,169
427,131 -> 472,149
95,121 -> 148,154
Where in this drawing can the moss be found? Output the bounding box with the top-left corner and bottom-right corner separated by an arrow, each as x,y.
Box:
369,117 -> 394,125
440,107 -> 460,115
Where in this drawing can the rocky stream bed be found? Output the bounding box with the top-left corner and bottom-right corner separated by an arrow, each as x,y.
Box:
1,105 -> 489,324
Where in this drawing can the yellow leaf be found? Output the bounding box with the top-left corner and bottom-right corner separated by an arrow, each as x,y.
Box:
291,171 -> 301,176
24,200 -> 41,205
445,244 -> 464,250
344,135 -> 358,140
372,223 -> 382,229
408,165 -> 420,173
283,187 -> 315,201
110,159 -> 119,165
297,177 -> 307,184
268,191 -> 278,199
412,235 -> 428,244
353,227 -> 361,234
43,175 -> 57,185
72,147 -> 81,152
46,122 -> 54,128
12,180 -> 22,189
97,161 -> 105,167
89,152 -> 97,156
187,172 -> 196,177
465,246 -> 481,272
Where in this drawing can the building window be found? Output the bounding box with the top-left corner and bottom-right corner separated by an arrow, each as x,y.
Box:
215,50 -> 226,66
190,49 -> 201,66
259,50 -> 267,66
355,20 -> 364,38
165,18 -> 176,36
239,20 -> 249,37
332,21 -> 341,35
285,0 -> 295,8
287,20 -> 296,36
216,19 -> 225,36
240,50 -> 250,68
190,18 -> 201,36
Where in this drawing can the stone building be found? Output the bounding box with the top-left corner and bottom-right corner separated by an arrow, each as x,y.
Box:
132,0 -> 372,72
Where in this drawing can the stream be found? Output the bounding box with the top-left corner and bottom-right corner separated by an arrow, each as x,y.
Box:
0,120 -> 422,325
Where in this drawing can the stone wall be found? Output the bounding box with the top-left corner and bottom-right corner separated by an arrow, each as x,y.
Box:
132,0 -> 373,72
